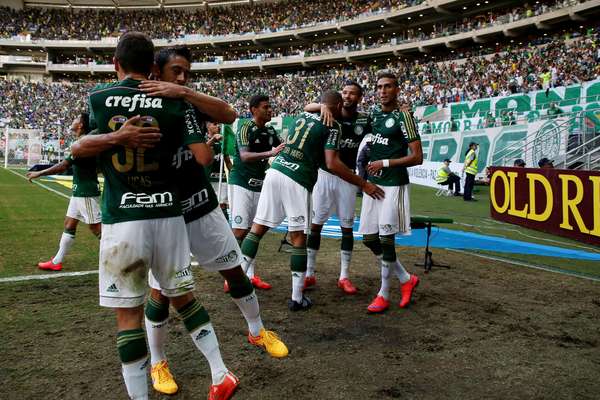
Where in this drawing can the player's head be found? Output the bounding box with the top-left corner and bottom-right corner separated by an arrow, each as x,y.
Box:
321,90 -> 343,119
71,112 -> 90,138
341,80 -> 363,110
249,94 -> 272,123
376,70 -> 400,107
153,45 -> 192,85
114,32 -> 154,79
207,121 -> 220,137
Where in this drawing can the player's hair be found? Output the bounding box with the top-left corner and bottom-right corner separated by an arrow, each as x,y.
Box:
321,90 -> 343,105
343,80 -> 363,96
376,70 -> 399,87
79,112 -> 90,134
155,46 -> 192,72
249,94 -> 270,111
114,32 -> 155,75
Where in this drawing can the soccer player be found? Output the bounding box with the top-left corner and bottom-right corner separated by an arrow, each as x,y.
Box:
27,113 -> 101,271
71,33 -> 237,400
302,81 -> 370,294
206,122 -> 232,219
137,46 -> 288,395
228,95 -> 285,289
359,70 -> 423,314
239,90 -> 384,311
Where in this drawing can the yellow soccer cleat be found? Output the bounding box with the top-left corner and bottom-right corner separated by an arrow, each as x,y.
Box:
248,328 -> 289,358
151,360 -> 179,395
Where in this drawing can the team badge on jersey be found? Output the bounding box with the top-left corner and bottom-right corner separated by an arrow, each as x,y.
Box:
385,118 -> 395,128
354,125 -> 364,135
234,215 -> 243,224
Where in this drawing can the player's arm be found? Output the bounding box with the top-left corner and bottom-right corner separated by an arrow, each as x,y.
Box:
224,154 -> 232,171
71,115 -> 161,158
325,149 -> 384,199
304,102 -> 334,127
237,122 -> 284,163
139,81 -> 237,124
26,159 -> 70,182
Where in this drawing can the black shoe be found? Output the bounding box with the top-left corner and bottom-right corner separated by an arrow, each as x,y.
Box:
454,192 -> 462,196
464,198 -> 478,202
288,295 -> 312,311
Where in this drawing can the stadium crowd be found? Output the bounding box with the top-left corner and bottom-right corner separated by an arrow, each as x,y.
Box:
1,27 -> 598,136
0,0 -> 424,41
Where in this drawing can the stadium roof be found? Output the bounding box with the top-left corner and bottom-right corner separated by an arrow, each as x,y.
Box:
23,0 -> 257,8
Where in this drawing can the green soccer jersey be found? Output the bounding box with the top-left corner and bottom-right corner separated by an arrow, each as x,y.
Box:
65,153 -> 100,197
271,112 -> 340,191
172,113 -> 219,224
335,111 -> 370,171
367,106 -> 420,186
88,78 -> 205,224
229,119 -> 282,192
207,141 -> 226,183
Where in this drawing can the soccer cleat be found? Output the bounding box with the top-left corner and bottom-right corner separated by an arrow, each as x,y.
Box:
288,295 -> 312,311
399,274 -> 420,308
223,280 -> 230,293
151,360 -> 179,395
248,328 -> 289,358
208,371 -> 239,400
303,275 -> 316,290
250,275 -> 272,290
38,259 -> 62,271
337,278 -> 357,295
367,296 -> 389,313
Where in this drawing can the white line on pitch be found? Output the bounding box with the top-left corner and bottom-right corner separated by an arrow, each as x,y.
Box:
0,270 -> 98,283
5,168 -> 70,200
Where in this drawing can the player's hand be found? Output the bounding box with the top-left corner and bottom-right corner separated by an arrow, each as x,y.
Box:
26,171 -> 40,182
320,104 -> 334,127
270,143 -> 286,157
367,160 -> 384,175
207,134 -> 223,145
139,80 -> 187,98
362,181 -> 385,200
114,115 -> 162,149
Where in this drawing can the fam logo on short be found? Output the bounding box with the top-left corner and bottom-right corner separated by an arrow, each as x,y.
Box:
385,118 -> 395,128
106,283 -> 119,293
119,191 -> 173,209
380,224 -> 394,233
290,215 -> 306,223
234,215 -> 243,224
215,250 -> 239,265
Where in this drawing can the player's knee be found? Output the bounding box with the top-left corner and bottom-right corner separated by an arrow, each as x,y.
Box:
145,292 -> 170,322
307,230 -> 322,250
380,235 -> 396,262
174,297 -> 210,332
227,273 -> 254,299
363,234 -> 382,256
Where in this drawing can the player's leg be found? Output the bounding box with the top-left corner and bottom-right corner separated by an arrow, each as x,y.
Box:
154,216 -> 238,399
145,275 -> 177,395
336,178 -> 359,294
305,223 -> 322,288
99,220 -> 152,400
287,230 -> 312,311
39,214 -> 79,271
306,170 -> 333,287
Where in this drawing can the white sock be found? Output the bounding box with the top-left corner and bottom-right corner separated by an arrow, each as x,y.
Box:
189,322 -> 228,385
241,256 -> 253,278
232,290 -> 264,337
306,248 -> 317,277
291,271 -> 306,302
144,317 -> 168,366
393,260 -> 411,284
247,259 -> 256,279
377,261 -> 393,299
52,232 -> 75,264
121,357 -> 149,400
340,250 -> 352,280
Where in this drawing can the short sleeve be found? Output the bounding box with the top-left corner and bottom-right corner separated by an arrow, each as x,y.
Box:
237,121 -> 252,148
270,128 -> 283,146
401,111 -> 420,143
324,122 -> 341,151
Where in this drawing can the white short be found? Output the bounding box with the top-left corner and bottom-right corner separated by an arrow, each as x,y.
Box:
66,196 -> 101,224
228,184 -> 261,229
211,182 -> 228,205
254,169 -> 311,232
312,169 -> 358,228
99,216 -> 193,308
358,184 -> 411,236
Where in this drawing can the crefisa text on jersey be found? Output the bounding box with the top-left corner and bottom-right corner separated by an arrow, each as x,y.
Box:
105,94 -> 163,112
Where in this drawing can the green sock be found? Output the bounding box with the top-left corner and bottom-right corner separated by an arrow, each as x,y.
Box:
241,232 -> 262,259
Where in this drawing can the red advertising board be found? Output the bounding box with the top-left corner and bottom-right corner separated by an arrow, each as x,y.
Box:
489,167 -> 600,247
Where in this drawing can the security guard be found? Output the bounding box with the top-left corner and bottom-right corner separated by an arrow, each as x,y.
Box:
436,158 -> 461,195
462,142 -> 478,201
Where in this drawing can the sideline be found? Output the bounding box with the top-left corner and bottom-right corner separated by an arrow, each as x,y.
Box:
5,168 -> 70,200
0,270 -> 98,283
